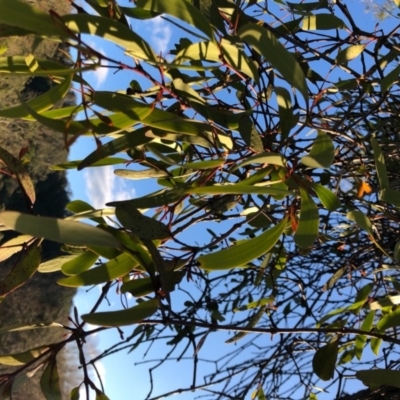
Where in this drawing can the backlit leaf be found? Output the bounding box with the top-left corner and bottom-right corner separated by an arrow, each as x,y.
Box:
38,255 -> 78,273
311,183 -> 341,211
197,217 -> 287,270
82,298 -> 159,326
0,234 -> 33,263
302,14 -> 347,30
336,45 -> 365,64
355,310 -> 375,360
377,307 -> 400,331
61,250 -> 98,276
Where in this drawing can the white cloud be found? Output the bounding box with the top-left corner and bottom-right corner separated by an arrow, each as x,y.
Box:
84,166 -> 136,209
145,16 -> 172,54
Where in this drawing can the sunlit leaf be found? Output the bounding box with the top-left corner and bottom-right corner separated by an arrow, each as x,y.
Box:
355,310 -> 375,360
0,322 -> 63,335
186,184 -> 291,197
82,298 -> 159,327
275,87 -> 294,139
381,65 -> 400,93
0,346 -> 49,366
371,137 -> 389,190
57,253 -> 138,287
0,234 -> 33,263
302,14 -> 347,30
301,131 -> 335,169
238,23 -> 308,99
197,217 -> 287,270
53,157 -> 128,170
380,188 -> 400,208
311,183 -> 341,211
0,211 -> 120,248
377,307 -> 400,331
38,255 -> 78,273
114,168 -> 168,180
336,45 -> 365,64
61,250 -> 98,276
232,152 -> 286,171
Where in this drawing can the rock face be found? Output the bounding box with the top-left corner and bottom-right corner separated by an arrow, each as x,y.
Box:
0,1 -> 77,398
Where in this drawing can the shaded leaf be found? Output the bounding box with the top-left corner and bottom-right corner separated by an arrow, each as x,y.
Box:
0,346 -> 49,366
381,65 -> 400,93
294,188 -> 319,249
114,168 -> 168,180
301,131 -> 334,169
238,115 -> 264,153
61,250 -> 98,276
312,339 -> 338,381
0,211 -> 120,248
40,359 -> 62,400
371,137 -> 389,190
355,310 -> 375,360
356,369 -> 400,390
311,183 -> 341,211
302,14 -> 347,30
275,87 -> 294,139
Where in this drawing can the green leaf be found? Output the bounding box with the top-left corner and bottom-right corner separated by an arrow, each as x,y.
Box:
0,0 -> 70,39
380,188 -> 400,208
322,266 -> 346,292
352,283 -> 374,315
0,242 -> 41,297
226,306 -> 266,344
356,369 -> 400,390
377,307 -> 400,331
355,310 -> 375,360
197,217 -> 287,271
114,168 -> 168,180
294,188 -> 319,249
70,387 -> 80,400
394,240 -> 400,262
115,203 -> 170,240
311,183 -> 341,211
0,234 -> 33,263
381,65 -> 400,93
61,250 -> 98,276
57,253 -> 138,287
346,210 -> 373,235
0,211 -> 120,248
0,346 -> 49,366
234,297 -> 275,312
371,137 -> 389,189
232,152 -> 286,171
370,334 -> 382,355
302,14 -> 347,30
336,45 -> 365,64
136,0 -> 214,41
0,75 -> 72,119
238,23 -> 308,99
82,298 -> 159,327
186,184 -> 291,197
40,359 -> 62,400
238,115 -> 264,153
38,255 -> 78,273
312,339 -> 338,381
53,157 -> 128,170
275,87 -> 294,139
0,322 -> 63,335
301,131 -> 335,169
62,14 -> 156,62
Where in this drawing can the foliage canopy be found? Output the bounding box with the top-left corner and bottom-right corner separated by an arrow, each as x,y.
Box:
1,0 -> 400,398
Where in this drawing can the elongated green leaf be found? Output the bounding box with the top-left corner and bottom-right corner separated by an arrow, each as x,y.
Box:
38,255 -> 78,273
311,183 -> 341,211
115,203 -> 170,240
0,234 -> 33,263
136,0 -> 214,41
114,168 -> 168,180
40,359 -> 62,400
238,23 -> 308,99
346,210 -> 373,235
377,307 -> 400,331
183,159 -> 225,170
186,184 -> 291,197
301,131 -> 334,169
82,298 -> 159,326
380,188 -> 400,208
0,322 -> 63,335
238,115 -> 264,153
0,242 -> 41,297
0,346 -> 49,366
62,14 -> 156,62
233,152 -> 285,171
0,0 -> 69,38
53,157 -> 127,171
0,211 -> 120,248
312,339 -> 338,381
371,137 -> 389,190
302,14 -> 347,30
322,266 -> 346,292
197,217 -> 287,270
336,45 -> 365,64
356,369 -> 400,390
225,306 -> 266,344
355,310 -> 375,360
352,283 -> 374,315
0,75 -> 72,119
57,253 -> 137,287
275,87 -> 294,139
294,188 -> 319,249
381,65 -> 400,93
61,250 -> 98,276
